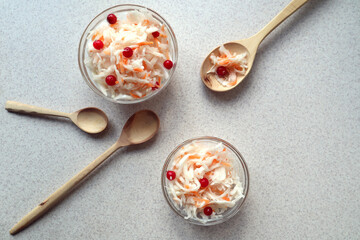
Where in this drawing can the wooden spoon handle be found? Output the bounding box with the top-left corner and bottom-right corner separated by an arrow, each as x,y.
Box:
5,101 -> 70,118
9,142 -> 121,235
253,0 -> 308,44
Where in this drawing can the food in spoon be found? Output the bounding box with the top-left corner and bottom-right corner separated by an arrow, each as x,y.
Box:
165,139 -> 245,222
85,10 -> 174,100
207,45 -> 248,87
201,0 -> 309,92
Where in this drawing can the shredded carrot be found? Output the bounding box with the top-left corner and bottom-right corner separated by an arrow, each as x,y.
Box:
91,32 -> 99,41
212,159 -> 220,165
115,80 -> 119,84
193,198 -> 210,207
165,50 -> 170,60
205,170 -> 214,177
234,65 -> 243,71
190,191 -> 200,197
228,80 -> 237,86
120,63 -> 125,74
154,38 -> 160,47
110,22 -> 119,29
220,162 -> 231,167
222,196 -> 230,201
116,55 -> 125,73
160,34 -> 167,38
103,49 -> 111,55
144,83 -> 154,88
193,198 -> 210,204
133,68 -> 143,72
137,41 -> 154,46
130,92 -> 141,99
193,163 -> 202,169
219,59 -> 231,65
161,25 -> 165,32
188,155 -> 201,159
142,19 -> 150,25
185,185 -> 190,189
142,61 -> 148,71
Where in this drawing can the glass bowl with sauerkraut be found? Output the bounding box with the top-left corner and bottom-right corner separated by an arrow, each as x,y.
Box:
78,5 -> 178,104
161,137 -> 249,226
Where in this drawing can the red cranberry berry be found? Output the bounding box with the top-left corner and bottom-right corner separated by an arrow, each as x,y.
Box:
163,60 -> 173,69
93,40 -> 104,50
152,31 -> 160,38
105,75 -> 117,86
204,207 -> 213,216
123,47 -> 133,58
216,66 -> 228,77
107,14 -> 117,24
199,178 -> 209,188
166,171 -> 176,180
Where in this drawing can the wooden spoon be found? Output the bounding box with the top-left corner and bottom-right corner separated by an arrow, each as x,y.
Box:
201,0 -> 309,92
5,101 -> 108,134
9,110 -> 160,235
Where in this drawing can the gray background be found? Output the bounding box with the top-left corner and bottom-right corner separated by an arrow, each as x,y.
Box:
1,0 -> 359,239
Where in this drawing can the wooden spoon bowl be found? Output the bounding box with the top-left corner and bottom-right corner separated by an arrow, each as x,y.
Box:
72,107 -> 108,134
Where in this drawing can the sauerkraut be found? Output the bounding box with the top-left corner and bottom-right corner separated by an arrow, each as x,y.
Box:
208,45 -> 248,87
165,139 -> 244,223
85,10 -> 173,100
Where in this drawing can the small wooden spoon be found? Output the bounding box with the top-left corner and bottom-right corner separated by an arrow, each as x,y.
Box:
5,101 -> 108,134
201,0 -> 308,92
9,110 -> 160,235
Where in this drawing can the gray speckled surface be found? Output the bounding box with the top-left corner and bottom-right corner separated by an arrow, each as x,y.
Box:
0,0 -> 359,239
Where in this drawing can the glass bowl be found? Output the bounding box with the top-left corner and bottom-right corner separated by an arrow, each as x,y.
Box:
161,136 -> 249,226
78,4 -> 178,104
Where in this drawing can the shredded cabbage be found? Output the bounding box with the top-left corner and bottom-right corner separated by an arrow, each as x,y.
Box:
208,45 -> 248,87
85,10 -> 172,100
166,140 -> 244,223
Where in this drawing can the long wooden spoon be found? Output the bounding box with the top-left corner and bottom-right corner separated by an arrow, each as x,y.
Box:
201,0 -> 309,91
5,101 -> 108,134
9,110 -> 160,235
